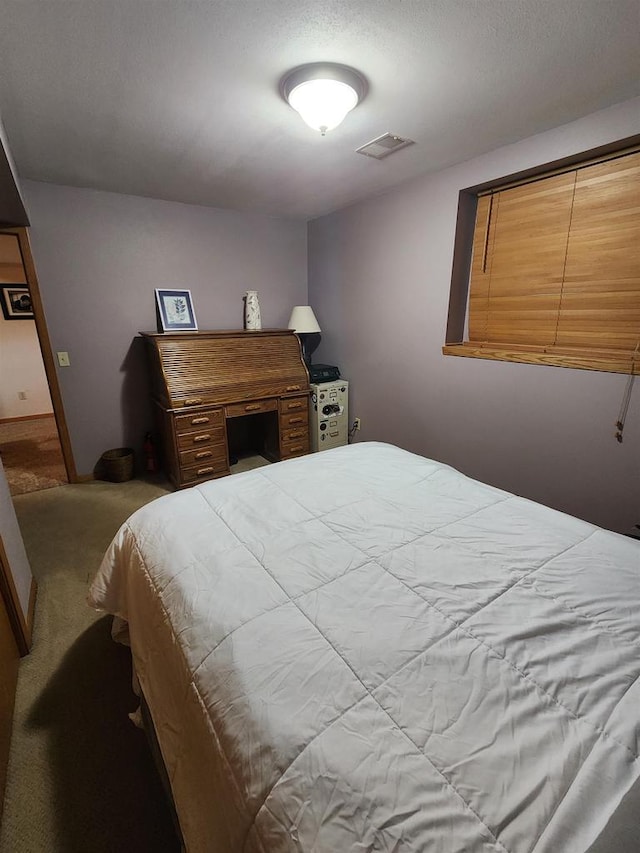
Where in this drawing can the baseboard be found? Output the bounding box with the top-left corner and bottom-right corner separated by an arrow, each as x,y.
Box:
0,413 -> 55,425
74,473 -> 95,483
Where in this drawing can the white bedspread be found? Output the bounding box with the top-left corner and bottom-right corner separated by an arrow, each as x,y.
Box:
88,442 -> 640,853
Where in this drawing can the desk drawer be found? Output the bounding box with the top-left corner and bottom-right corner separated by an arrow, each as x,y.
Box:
180,456 -> 229,485
176,425 -> 225,450
281,426 -> 309,444
280,409 -> 309,429
175,408 -> 223,433
225,399 -> 277,418
280,427 -> 309,459
279,395 -> 308,415
179,443 -> 227,469
280,436 -> 310,459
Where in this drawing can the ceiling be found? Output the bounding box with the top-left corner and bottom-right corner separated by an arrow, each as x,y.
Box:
0,1 -> 638,221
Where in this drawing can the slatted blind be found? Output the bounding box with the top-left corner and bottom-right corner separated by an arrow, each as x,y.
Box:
556,151 -> 640,351
466,148 -> 640,366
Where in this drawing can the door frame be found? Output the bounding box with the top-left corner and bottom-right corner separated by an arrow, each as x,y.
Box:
1,226 -> 77,483
0,536 -> 34,656
0,572 -> 20,812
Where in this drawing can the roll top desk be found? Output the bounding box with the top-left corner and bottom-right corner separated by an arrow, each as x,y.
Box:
141,330 -> 311,489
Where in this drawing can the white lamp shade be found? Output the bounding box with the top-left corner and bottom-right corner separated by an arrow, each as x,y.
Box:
287,79 -> 359,134
288,305 -> 321,334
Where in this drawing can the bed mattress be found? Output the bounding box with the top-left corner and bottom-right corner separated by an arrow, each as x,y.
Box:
88,442 -> 640,852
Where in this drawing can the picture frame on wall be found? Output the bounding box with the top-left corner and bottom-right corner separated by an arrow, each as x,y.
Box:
155,288 -> 198,333
1,285 -> 34,320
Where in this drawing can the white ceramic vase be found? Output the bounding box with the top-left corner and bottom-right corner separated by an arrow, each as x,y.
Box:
244,290 -> 262,330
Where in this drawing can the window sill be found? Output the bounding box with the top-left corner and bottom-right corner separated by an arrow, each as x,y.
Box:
442,343 -> 639,375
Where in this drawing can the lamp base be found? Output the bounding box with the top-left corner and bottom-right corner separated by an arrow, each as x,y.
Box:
299,332 -> 321,366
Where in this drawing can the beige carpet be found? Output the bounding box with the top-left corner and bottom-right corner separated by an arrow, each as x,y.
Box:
0,416 -> 67,496
0,476 -> 181,853
0,455 -> 271,851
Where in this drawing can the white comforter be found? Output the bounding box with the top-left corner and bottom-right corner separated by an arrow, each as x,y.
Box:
88,442 -> 640,853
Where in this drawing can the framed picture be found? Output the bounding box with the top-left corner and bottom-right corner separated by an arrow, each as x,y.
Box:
1,285 -> 34,320
155,288 -> 198,332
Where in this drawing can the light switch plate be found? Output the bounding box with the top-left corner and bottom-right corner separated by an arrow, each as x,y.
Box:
57,351 -> 70,367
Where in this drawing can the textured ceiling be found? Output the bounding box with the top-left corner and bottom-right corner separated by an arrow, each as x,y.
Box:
0,0 -> 638,220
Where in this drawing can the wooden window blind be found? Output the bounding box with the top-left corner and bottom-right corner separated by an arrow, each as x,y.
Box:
445,148 -> 640,374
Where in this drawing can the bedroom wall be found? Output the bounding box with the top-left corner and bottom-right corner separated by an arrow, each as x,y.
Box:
0,126 -> 33,647
0,458 -> 33,627
0,316 -> 53,420
308,96 -> 640,535
20,182 -> 308,476
0,112 -> 28,227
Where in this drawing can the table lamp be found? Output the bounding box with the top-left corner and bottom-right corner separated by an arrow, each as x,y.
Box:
288,305 -> 321,366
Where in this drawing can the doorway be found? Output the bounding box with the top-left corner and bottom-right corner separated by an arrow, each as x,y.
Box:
0,228 -> 75,494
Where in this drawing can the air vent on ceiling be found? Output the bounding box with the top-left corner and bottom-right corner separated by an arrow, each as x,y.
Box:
356,133 -> 415,160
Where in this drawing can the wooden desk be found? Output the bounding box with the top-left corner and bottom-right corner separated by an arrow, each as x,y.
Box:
141,330 -> 310,489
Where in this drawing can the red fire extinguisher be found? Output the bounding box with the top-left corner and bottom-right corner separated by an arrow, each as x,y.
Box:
144,432 -> 157,473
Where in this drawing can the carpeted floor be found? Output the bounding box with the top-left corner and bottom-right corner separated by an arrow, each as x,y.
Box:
0,454 -> 271,852
0,477 -> 181,853
0,416 -> 67,496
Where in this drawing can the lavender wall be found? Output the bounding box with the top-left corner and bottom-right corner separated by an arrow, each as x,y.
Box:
0,316 -> 53,419
0,119 -> 33,635
22,181 -> 307,475
0,459 -> 33,624
308,97 -> 640,535
0,112 -> 28,227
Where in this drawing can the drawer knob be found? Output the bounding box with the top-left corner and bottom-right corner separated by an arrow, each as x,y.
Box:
287,402 -> 303,410
193,434 -> 211,443
197,466 -> 214,475
288,444 -> 303,453
191,416 -> 210,425
245,404 -> 260,411
184,398 -> 203,406
195,450 -> 213,459
288,416 -> 303,424
288,430 -> 305,439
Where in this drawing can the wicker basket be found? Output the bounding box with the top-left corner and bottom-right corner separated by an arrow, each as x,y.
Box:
100,447 -> 134,482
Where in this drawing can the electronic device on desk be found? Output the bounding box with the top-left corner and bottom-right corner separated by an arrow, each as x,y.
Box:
309,363 -> 341,384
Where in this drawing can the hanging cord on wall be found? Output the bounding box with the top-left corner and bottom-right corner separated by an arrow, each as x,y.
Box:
615,342 -> 640,443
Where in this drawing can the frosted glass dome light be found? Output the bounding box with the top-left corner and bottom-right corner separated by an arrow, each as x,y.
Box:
288,79 -> 359,135
281,63 -> 367,136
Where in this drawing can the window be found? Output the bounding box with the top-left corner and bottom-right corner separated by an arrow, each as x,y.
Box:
444,146 -> 640,374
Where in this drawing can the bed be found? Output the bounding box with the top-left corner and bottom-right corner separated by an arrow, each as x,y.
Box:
88,441 -> 640,853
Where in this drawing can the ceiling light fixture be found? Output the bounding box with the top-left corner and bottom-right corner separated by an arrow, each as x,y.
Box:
281,63 -> 367,136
